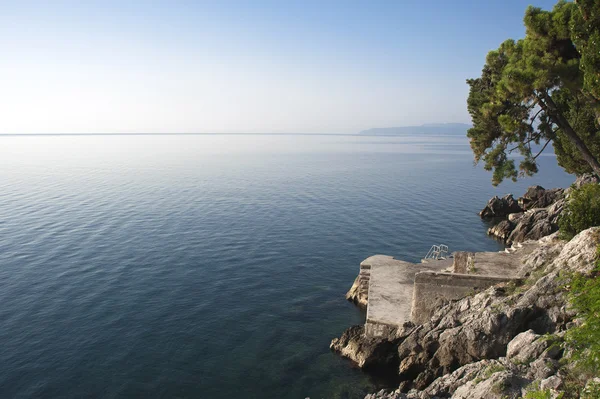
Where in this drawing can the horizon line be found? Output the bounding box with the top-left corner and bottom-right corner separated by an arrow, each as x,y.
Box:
0,132 -> 357,137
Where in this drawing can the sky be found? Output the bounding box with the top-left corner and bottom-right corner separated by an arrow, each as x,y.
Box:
0,0 -> 560,134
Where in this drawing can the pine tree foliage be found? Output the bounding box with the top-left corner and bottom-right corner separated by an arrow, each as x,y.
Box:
467,0 -> 600,185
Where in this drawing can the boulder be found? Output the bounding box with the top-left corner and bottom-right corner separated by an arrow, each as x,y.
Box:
452,370 -> 529,399
523,185 -> 546,203
420,359 -> 503,398
540,375 -> 562,391
508,212 -> 524,223
395,288 -> 547,390
507,209 -> 557,245
503,199 -> 565,245
527,357 -> 559,380
546,199 -> 565,225
506,330 -> 547,363
551,226 -> 600,274
330,325 -> 406,369
480,194 -> 522,219
488,220 -> 514,241
520,186 -> 564,210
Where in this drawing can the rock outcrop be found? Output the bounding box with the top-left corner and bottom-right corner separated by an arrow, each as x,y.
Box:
504,200 -> 565,245
521,186 -> 564,210
484,174 -> 598,245
330,324 -> 413,369
487,220 -> 514,241
346,259 -> 373,307
479,194 -> 522,218
346,275 -> 369,308
484,185 -> 568,245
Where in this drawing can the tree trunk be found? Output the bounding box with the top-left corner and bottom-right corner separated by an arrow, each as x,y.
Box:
539,93 -> 600,177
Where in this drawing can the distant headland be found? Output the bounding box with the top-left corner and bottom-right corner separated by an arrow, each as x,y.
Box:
358,123 -> 471,136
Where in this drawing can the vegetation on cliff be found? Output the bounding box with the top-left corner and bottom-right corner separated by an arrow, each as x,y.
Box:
466,0 -> 600,185
558,183 -> 600,240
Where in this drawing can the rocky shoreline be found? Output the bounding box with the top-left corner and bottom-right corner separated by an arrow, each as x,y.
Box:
331,175 -> 600,398
481,174 -> 598,245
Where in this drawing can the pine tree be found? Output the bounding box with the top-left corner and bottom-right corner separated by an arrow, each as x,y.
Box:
467,0 -> 600,185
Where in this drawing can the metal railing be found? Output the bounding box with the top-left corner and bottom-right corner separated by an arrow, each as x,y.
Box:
424,244 -> 449,260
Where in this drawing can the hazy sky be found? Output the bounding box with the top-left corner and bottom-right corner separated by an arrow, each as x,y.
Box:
1,0 -> 559,134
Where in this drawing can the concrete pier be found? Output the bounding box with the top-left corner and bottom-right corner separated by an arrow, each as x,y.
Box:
360,245 -> 534,337
361,255 -> 450,337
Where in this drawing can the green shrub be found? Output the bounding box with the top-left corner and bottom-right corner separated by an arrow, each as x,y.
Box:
523,387 -> 556,399
559,184 -> 600,240
563,249 -> 600,376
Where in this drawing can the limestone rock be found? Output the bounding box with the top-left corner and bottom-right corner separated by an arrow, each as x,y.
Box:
527,357 -> 559,380
550,227 -> 600,274
364,389 -> 408,399
484,194 -> 566,245
516,233 -> 563,278
479,194 -> 522,219
395,287 -> 546,390
487,220 -> 513,241
508,212 -> 524,223
452,370 -> 529,399
421,359 -> 500,398
521,186 -> 564,210
330,325 -> 403,369
506,330 -> 547,363
573,173 -> 599,188
540,375 -> 562,391
346,274 -> 369,308
521,185 -> 546,208
507,209 -> 557,245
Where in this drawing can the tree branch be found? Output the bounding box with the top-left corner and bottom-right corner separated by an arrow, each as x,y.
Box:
529,108 -> 544,127
507,132 -> 542,153
532,139 -> 553,160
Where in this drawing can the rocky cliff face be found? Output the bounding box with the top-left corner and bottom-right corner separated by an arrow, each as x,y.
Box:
336,227 -> 600,399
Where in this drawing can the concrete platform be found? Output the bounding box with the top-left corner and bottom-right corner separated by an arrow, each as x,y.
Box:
363,255 -> 450,329
454,242 -> 539,278
357,242 -> 541,337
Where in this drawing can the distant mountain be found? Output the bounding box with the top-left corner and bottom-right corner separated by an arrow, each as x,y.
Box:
359,123 -> 471,136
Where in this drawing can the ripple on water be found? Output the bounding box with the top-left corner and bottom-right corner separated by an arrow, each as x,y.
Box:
0,135 -> 574,398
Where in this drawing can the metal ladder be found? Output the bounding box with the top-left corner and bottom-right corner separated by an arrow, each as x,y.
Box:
424,244 -> 449,260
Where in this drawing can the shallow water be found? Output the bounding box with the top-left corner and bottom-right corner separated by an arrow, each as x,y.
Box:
0,134 -> 574,398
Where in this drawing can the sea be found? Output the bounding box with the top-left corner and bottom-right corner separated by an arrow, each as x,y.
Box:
0,133 -> 575,398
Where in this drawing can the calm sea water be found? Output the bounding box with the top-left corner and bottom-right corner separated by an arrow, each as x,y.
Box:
0,134 -> 574,398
